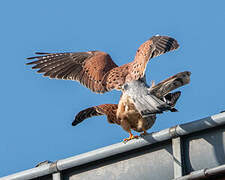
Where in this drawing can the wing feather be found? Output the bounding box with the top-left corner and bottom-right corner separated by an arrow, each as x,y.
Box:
40,60 -> 72,75
103,36 -> 180,91
60,65 -> 82,80
27,35 -> 179,93
72,104 -> 118,126
35,58 -> 71,72
27,51 -> 118,93
133,35 -> 179,77
72,107 -> 102,126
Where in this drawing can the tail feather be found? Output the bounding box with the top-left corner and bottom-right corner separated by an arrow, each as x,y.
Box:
150,71 -> 191,98
164,91 -> 181,107
148,70 -> 190,113
164,91 -> 181,112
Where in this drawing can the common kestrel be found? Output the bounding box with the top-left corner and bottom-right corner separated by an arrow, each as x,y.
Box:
27,35 -> 179,119
27,35 -> 178,93
72,71 -> 191,141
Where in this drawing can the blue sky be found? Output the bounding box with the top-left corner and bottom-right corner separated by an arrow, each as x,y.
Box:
1,0 -> 225,177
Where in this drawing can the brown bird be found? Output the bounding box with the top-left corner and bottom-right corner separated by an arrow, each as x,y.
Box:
27,35 -> 185,141
72,71 -> 191,141
26,35 -> 179,94
27,35 -> 180,120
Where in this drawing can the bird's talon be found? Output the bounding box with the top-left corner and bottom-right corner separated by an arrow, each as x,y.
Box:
123,135 -> 139,142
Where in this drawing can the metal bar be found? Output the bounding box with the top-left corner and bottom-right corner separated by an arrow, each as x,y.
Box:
1,112 -> 225,180
172,137 -> 183,178
56,112 -> 225,171
173,164 -> 225,180
175,112 -> 225,136
0,164 -> 55,180
52,172 -> 61,180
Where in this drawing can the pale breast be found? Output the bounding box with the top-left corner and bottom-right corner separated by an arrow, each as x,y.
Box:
117,92 -> 157,133
119,94 -> 156,132
130,114 -> 156,132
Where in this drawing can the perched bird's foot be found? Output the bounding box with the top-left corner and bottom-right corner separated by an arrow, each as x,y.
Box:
123,134 -> 139,142
140,131 -> 148,137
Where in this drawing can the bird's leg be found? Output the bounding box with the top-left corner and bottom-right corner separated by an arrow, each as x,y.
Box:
120,116 -> 138,142
123,131 -> 139,142
118,99 -> 139,142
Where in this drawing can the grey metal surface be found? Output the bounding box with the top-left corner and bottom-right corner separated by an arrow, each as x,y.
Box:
1,112 -> 225,180
174,164 -> 225,180
64,142 -> 174,180
52,172 -> 61,180
172,137 -> 183,178
0,163 -> 57,180
64,125 -> 225,180
57,112 -> 225,172
184,126 -> 225,173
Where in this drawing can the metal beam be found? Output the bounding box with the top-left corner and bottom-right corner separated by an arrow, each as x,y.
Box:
172,137 -> 183,178
52,172 -> 61,180
173,164 -> 225,180
1,112 -> 225,180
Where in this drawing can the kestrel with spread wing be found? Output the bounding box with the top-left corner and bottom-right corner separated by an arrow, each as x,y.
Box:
27,35 -> 180,119
72,71 -> 191,141
27,35 -> 179,94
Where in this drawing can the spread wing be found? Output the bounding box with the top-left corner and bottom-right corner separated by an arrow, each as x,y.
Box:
27,35 -> 179,93
72,104 -> 118,126
27,51 -> 118,93
150,71 -> 191,98
134,35 -> 179,63
103,35 -> 180,91
132,35 -> 179,78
